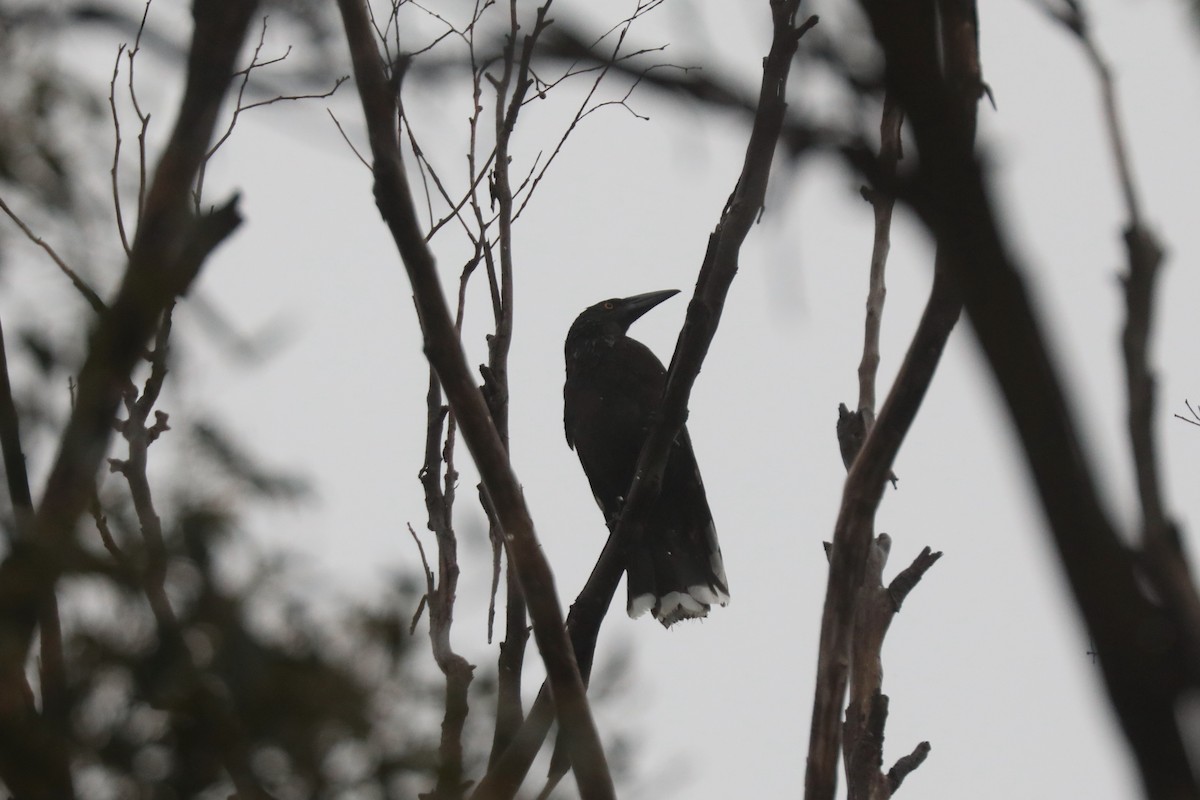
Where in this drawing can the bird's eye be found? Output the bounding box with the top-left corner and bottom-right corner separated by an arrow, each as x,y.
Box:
602,302 -> 614,310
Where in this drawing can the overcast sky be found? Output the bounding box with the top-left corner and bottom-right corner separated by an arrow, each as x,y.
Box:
28,0 -> 1200,797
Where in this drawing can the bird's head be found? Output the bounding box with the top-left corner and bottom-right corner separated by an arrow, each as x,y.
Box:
566,289 -> 680,351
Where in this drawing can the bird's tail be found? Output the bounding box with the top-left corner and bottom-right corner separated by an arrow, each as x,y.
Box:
626,521 -> 730,627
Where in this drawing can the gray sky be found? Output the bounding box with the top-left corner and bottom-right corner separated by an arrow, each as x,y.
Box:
30,0 -> 1200,796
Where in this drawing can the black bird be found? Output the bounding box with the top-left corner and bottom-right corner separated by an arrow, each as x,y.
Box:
564,290 -> 729,627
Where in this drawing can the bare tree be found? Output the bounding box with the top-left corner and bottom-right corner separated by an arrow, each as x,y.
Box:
1,0 -> 1198,798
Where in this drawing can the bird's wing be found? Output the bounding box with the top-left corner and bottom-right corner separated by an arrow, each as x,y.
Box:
564,383 -> 575,450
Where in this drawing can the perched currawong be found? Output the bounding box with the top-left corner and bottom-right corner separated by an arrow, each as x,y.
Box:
564,289 -> 729,627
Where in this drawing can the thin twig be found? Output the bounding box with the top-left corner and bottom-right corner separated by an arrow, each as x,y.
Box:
0,196 -> 105,313
109,43 -> 133,256
127,0 -> 152,226
510,2 -> 670,222
1174,399 -> 1200,427
327,108 -> 372,170
89,495 -> 127,565
856,93 -> 903,427
196,15 -> 346,209
400,95 -> 470,239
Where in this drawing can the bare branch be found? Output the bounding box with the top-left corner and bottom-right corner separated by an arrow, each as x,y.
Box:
0,196 -> 106,313
400,92 -> 470,238
857,93 -> 903,426
110,306 -> 275,799
197,15 -> 346,209
840,532 -> 937,798
510,3 -> 671,222
335,1 -> 614,797
887,741 -> 931,794
109,43 -> 133,256
89,494 -> 128,566
806,4 -> 982,796
236,76 -> 348,112
126,0 -> 153,226
1174,399 -> 1200,427
327,108 -> 372,170
415,356 -> 476,799
886,546 -> 942,610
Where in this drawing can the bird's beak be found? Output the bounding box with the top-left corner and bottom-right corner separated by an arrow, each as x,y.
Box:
619,289 -> 680,324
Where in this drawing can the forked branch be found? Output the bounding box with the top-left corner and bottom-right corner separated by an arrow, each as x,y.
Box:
807,3 -> 982,798
335,1 -> 614,797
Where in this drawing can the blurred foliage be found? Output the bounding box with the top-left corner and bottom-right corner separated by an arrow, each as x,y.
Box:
61,492 -> 458,798
0,363 -> 496,797
0,5 -> 101,213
